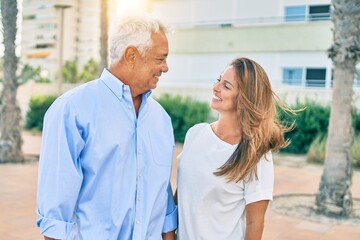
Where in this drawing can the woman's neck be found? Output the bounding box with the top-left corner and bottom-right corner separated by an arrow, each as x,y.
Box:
212,114 -> 241,144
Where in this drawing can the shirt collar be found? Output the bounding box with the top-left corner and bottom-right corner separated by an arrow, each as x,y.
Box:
100,68 -> 125,99
100,68 -> 152,101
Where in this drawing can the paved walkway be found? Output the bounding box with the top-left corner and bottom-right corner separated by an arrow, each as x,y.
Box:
0,131 -> 359,239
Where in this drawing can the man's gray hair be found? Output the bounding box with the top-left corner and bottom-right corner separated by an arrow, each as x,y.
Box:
109,13 -> 168,67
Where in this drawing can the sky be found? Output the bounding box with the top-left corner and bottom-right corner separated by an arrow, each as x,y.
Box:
0,0 -> 142,58
117,0 -> 140,15
117,0 -> 143,16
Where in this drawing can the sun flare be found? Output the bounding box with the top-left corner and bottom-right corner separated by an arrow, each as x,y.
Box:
117,0 -> 144,16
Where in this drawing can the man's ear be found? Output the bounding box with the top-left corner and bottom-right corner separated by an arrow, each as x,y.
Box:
123,46 -> 138,68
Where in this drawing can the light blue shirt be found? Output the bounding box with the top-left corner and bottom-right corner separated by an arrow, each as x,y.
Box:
37,69 -> 177,240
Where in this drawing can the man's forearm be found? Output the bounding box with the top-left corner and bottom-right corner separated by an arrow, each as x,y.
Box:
44,236 -> 54,240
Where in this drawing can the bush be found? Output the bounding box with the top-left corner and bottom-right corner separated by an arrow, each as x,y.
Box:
307,134 -> 360,169
157,94 -> 212,142
352,136 -> 360,168
25,95 -> 57,131
307,135 -> 326,164
278,101 -> 360,154
18,64 -> 50,83
353,108 -> 360,134
277,101 -> 330,154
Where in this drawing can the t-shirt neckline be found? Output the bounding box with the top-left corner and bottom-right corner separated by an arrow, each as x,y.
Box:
207,123 -> 238,147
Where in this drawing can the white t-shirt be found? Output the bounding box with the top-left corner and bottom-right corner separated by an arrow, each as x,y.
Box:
177,123 -> 274,240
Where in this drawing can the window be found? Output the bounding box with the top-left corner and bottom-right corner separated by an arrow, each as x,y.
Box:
355,69 -> 360,88
35,43 -> 55,49
38,23 -> 57,29
306,68 -> 326,87
309,5 -> 331,21
285,4 -> 330,22
282,67 -> 328,87
282,68 -> 303,85
23,14 -> 36,20
285,6 -> 306,22
37,3 -> 53,9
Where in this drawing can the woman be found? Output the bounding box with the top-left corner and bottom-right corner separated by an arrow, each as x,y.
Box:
176,57 -> 292,240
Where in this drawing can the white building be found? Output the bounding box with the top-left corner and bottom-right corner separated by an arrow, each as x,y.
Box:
21,0 -> 117,80
149,0 -> 360,107
18,0 -> 360,107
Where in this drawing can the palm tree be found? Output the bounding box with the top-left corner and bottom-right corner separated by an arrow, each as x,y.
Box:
0,0 -> 24,163
316,0 -> 360,216
99,0 -> 108,72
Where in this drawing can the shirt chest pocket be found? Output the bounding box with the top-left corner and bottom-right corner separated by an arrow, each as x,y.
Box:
148,132 -> 174,167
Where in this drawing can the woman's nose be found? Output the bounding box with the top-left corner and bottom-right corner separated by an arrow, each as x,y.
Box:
213,82 -> 220,92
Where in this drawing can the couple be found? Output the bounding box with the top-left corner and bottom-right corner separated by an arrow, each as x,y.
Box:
37,13 -> 288,240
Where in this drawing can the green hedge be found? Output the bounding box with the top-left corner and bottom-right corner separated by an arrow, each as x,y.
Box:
277,101 -> 330,154
307,135 -> 360,169
25,93 -> 360,156
25,93 -> 211,139
277,100 -> 360,154
157,94 -> 212,142
25,95 -> 57,131
354,108 -> 360,133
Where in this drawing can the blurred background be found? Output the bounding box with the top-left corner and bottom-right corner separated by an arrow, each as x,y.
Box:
2,0 -> 359,118
0,0 -> 360,239
2,0 -> 358,162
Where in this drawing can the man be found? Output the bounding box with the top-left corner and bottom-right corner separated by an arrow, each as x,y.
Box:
37,13 -> 177,240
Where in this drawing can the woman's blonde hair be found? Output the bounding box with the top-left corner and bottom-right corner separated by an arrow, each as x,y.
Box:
214,57 -> 293,182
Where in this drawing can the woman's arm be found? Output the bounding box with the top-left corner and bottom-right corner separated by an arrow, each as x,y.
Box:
162,231 -> 176,240
174,189 -> 178,205
245,200 -> 269,240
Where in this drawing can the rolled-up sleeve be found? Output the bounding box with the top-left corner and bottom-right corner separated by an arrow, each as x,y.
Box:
162,183 -> 178,233
37,98 -> 85,239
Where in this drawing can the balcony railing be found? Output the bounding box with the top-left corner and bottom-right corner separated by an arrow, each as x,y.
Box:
168,13 -> 331,29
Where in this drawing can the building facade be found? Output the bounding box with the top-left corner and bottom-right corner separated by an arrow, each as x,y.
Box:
149,0 -> 360,107
21,0 -> 117,80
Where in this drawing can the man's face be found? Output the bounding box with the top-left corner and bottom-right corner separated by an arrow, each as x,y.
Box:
134,31 -> 169,92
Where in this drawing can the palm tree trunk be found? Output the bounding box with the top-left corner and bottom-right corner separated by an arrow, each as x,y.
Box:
316,0 -> 360,216
99,0 -> 108,72
0,0 -> 24,163
316,61 -> 355,216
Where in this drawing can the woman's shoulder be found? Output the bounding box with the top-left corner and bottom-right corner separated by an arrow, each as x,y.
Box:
183,123 -> 209,142
190,122 -> 209,131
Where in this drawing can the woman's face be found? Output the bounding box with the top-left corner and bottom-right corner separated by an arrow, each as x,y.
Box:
210,66 -> 239,114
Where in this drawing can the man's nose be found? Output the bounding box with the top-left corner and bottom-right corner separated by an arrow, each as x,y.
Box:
162,60 -> 169,73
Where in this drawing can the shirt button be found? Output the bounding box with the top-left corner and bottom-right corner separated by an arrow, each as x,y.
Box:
138,197 -> 142,201
138,149 -> 142,155
124,86 -> 128,91
128,106 -> 132,110
136,220 -> 141,224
